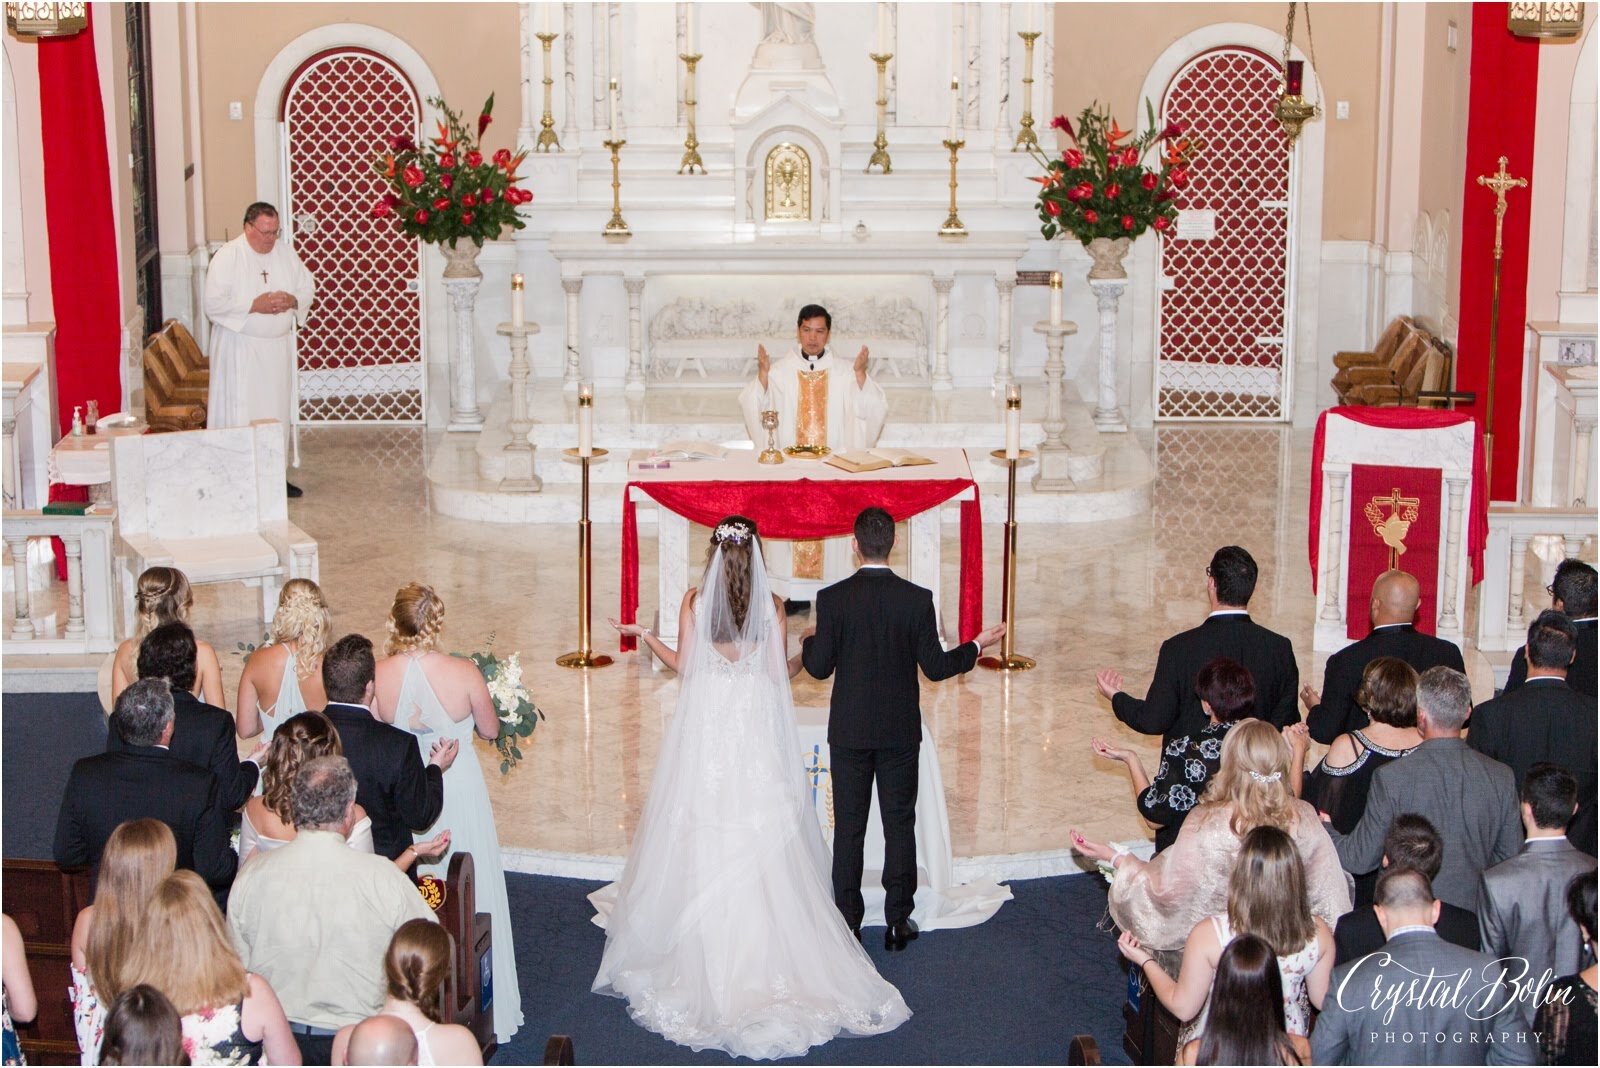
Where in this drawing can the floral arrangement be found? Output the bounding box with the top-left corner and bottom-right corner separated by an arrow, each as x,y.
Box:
1028,101 -> 1199,245
467,640 -> 543,774
372,93 -> 532,247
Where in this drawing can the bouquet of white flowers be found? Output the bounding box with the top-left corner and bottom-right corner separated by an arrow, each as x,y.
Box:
467,642 -> 543,774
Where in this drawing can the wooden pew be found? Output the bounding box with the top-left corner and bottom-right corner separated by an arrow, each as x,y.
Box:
544,1033 -> 577,1065
1068,1034 -> 1102,1065
427,850 -> 497,1062
1121,958 -> 1182,1066
2,860 -> 94,1066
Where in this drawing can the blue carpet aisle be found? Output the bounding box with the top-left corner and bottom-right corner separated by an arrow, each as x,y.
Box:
3,694 -> 1130,1064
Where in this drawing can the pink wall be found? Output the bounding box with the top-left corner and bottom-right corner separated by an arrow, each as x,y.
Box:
1524,9 -> 1595,323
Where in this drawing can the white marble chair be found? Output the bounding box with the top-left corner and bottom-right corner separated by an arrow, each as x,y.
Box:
109,421 -> 317,631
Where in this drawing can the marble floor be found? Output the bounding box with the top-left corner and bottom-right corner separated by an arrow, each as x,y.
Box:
35,414 -> 1499,879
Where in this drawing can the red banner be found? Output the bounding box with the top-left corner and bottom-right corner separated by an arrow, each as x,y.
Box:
1346,464 -> 1443,638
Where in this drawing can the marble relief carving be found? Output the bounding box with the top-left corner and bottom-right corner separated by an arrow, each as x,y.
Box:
1559,338 -> 1596,366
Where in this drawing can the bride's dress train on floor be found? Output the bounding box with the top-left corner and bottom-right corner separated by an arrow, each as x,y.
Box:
590,541 -> 910,1060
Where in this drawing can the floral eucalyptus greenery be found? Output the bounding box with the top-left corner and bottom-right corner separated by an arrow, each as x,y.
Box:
466,640 -> 544,774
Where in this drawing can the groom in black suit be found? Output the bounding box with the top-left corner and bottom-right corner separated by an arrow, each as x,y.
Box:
802,507 -> 1004,951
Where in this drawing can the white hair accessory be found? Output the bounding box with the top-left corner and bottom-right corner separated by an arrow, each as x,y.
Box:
714,521 -> 751,545
1248,770 -> 1283,785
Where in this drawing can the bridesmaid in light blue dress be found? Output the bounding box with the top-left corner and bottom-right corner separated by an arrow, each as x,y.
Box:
373,582 -> 523,1045
234,578 -> 331,743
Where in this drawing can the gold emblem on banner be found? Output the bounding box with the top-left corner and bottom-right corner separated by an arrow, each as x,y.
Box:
1364,487 -> 1422,569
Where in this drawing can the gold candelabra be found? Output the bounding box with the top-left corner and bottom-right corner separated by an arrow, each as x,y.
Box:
1013,30 -> 1041,151
1475,155 -> 1528,491
535,32 -> 562,152
866,52 -> 893,174
558,392 -> 612,669
981,393 -> 1034,671
939,138 -> 967,237
602,138 -> 630,237
678,53 -> 706,174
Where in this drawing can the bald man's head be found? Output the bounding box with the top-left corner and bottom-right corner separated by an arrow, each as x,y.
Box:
1371,570 -> 1421,626
344,1015 -> 417,1066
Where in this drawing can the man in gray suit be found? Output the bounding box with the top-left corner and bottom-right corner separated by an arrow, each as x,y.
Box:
1313,868 -> 1539,1065
1479,763 -> 1597,987
1324,666 -> 1521,911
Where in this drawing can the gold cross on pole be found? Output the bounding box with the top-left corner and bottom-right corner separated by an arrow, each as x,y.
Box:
1474,155 -> 1528,495
1476,155 -> 1528,261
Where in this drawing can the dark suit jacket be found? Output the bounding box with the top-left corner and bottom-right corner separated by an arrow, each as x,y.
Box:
1333,900 -> 1481,966
53,746 -> 236,893
1111,612 -> 1300,746
322,703 -> 444,865
1306,623 -> 1466,744
801,567 -> 978,749
1506,617 -> 1597,697
1468,677 -> 1598,854
108,689 -> 258,811
1479,837 -> 1597,981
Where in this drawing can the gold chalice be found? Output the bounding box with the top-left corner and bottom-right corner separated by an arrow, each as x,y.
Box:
758,410 -> 785,465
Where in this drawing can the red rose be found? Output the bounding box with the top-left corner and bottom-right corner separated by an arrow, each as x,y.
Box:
1049,115 -> 1073,137
1083,209 -> 1099,223
439,173 -> 454,189
1169,168 -> 1188,187
1121,214 -> 1135,231
461,211 -> 475,226
402,165 -> 424,188
493,148 -> 513,167
414,209 -> 430,224
371,201 -> 392,218
432,196 -> 450,211
466,150 -> 483,168
1105,183 -> 1121,199
1045,199 -> 1062,217
1062,148 -> 1084,168
382,193 -> 400,208
481,187 -> 497,202
440,153 -> 456,170
1153,216 -> 1172,231
1141,172 -> 1159,190
461,193 -> 478,208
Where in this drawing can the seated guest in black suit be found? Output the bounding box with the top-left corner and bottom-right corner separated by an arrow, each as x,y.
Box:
319,634 -> 453,871
1536,871 -> 1598,1066
1301,570 -> 1464,744
1093,656 -> 1256,853
1334,813 -> 1481,966
1507,559 -> 1597,697
1097,546 -> 1299,748
54,678 -> 237,895
1479,764 -> 1596,988
1470,611 -> 1598,855
109,621 -> 261,812
1303,657 -> 1421,905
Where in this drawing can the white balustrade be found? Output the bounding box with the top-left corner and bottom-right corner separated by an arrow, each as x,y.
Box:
1,509 -> 120,654
1475,506 -> 1596,659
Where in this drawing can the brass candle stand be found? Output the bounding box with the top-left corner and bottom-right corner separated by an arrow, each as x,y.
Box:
866,52 -> 893,174
602,139 -> 631,238
980,441 -> 1036,671
557,415 -> 612,669
678,53 -> 706,174
939,138 -> 967,237
535,32 -> 562,152
1013,30 -> 1041,151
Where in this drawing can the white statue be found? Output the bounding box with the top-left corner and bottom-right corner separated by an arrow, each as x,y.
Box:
755,2 -> 815,45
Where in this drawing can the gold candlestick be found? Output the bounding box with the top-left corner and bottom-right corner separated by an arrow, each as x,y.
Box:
602,138 -> 630,237
558,396 -> 612,668
939,138 -> 967,237
1014,30 -> 1041,152
678,52 -> 706,174
866,52 -> 893,174
535,32 -> 562,152
980,399 -> 1035,671
1474,155 -> 1528,493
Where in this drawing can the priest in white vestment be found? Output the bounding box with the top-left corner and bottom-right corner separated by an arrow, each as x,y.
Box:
205,202 -> 315,494
739,304 -> 889,603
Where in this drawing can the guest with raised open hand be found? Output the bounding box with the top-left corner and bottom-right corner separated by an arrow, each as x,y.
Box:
111,567 -> 223,708
236,579 -> 332,742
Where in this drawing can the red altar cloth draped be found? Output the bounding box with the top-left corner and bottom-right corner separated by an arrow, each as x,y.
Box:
1346,464 -> 1443,639
1309,407 -> 1488,594
620,478 -> 983,652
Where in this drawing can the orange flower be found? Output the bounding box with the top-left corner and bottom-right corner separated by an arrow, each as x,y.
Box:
1164,139 -> 1193,166
1107,120 -> 1132,145
1031,173 -> 1062,188
382,154 -> 396,179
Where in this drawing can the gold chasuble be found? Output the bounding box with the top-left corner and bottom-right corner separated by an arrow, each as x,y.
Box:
791,368 -> 829,577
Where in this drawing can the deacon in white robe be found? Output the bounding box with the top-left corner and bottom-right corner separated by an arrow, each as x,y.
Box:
204,203 -> 315,471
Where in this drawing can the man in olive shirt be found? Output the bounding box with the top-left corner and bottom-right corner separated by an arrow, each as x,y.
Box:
227,756 -> 435,1064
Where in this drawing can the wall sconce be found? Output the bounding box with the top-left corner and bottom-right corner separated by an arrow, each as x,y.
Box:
5,2 -> 87,38
1507,2 -> 1585,38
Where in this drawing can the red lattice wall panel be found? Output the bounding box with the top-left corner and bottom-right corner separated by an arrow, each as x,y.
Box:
284,50 -> 424,423
1157,48 -> 1294,421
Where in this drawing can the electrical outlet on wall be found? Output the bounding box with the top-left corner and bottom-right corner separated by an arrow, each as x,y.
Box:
1447,21 -> 1459,52
1335,101 -> 1350,120
228,101 -> 243,121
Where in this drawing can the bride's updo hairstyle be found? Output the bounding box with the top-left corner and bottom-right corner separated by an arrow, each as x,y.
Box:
262,712 -> 342,824
270,579 -> 332,677
385,582 -> 446,656
133,566 -> 194,640
1198,718 -> 1297,837
704,515 -> 761,637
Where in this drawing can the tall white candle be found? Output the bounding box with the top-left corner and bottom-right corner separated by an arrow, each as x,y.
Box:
609,78 -> 619,138
541,3 -> 550,33
1005,386 -> 1022,460
687,3 -> 696,52
1029,3 -> 1038,33
1049,272 -> 1063,325
949,77 -> 960,139
578,384 -> 594,457
877,4 -> 888,53
511,273 -> 525,330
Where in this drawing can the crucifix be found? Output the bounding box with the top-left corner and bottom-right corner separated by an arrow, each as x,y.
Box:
260,269 -> 269,284
1474,155 -> 1528,492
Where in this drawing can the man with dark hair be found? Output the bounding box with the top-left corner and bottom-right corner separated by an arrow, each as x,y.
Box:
319,634 -> 452,870
54,678 -> 236,895
1478,763 -> 1596,988
1314,867 -> 1536,1065
1325,667 -> 1522,911
228,756 -> 436,1063
1469,610 -> 1597,854
801,507 -> 1004,950
1332,813 -> 1482,965
1301,569 -> 1465,744
110,621 -> 260,811
204,200 -> 315,496
1507,559 -> 1597,696
1096,545 -> 1300,747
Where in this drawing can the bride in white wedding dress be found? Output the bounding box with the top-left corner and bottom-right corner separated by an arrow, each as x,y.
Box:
595,516 -> 911,1060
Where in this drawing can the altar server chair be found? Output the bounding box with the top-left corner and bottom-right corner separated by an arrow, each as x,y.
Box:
109,421 -> 318,631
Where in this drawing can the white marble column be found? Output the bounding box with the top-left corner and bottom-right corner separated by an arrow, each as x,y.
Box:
624,277 -> 646,394
518,3 -> 537,149
497,321 -> 542,493
1319,470 -> 1348,623
444,277 -> 485,431
932,277 -> 954,392
562,3 -> 578,144
1089,278 -> 1128,432
1032,320 -> 1078,492
2,409 -> 16,511
62,531 -> 85,640
1507,533 -> 1531,635
994,275 -> 1015,390
1438,476 -> 1467,632
1574,415 -> 1595,506
7,535 -> 32,640
561,277 -> 583,392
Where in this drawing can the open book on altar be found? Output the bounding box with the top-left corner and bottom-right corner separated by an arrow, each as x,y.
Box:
646,440 -> 729,462
824,448 -> 935,473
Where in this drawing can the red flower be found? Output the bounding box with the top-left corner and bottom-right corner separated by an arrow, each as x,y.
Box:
402,165 -> 425,188
382,193 -> 400,208
1074,181 -> 1094,200
371,201 -> 392,218
1156,189 -> 1175,202
1083,209 -> 1099,223
432,196 -> 451,211
1120,148 -> 1140,168
466,150 -> 483,168
1153,216 -> 1172,231
1062,148 -> 1084,168
481,187 -> 497,202
439,173 -> 454,189
414,209 -> 430,224
1045,199 -> 1063,217
478,92 -> 495,139
461,193 -> 478,207
440,153 -> 456,170
1105,183 -> 1121,199
493,148 -> 513,168
1169,168 -> 1188,188
1121,214 -> 1135,231
1049,115 -> 1073,137
461,211 -> 475,226
1162,120 -> 1186,138
1141,172 -> 1159,190
386,134 -> 416,152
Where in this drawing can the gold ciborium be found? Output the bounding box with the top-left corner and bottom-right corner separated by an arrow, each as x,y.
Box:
758,409 -> 784,465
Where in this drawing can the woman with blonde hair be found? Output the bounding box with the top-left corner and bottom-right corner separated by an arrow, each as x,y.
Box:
1073,719 -> 1351,954
328,920 -> 483,1066
235,579 -> 332,741
68,818 -> 177,1064
372,582 -> 520,1043
110,567 -> 222,707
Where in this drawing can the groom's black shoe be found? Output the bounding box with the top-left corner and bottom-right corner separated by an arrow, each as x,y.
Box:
884,919 -> 919,952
